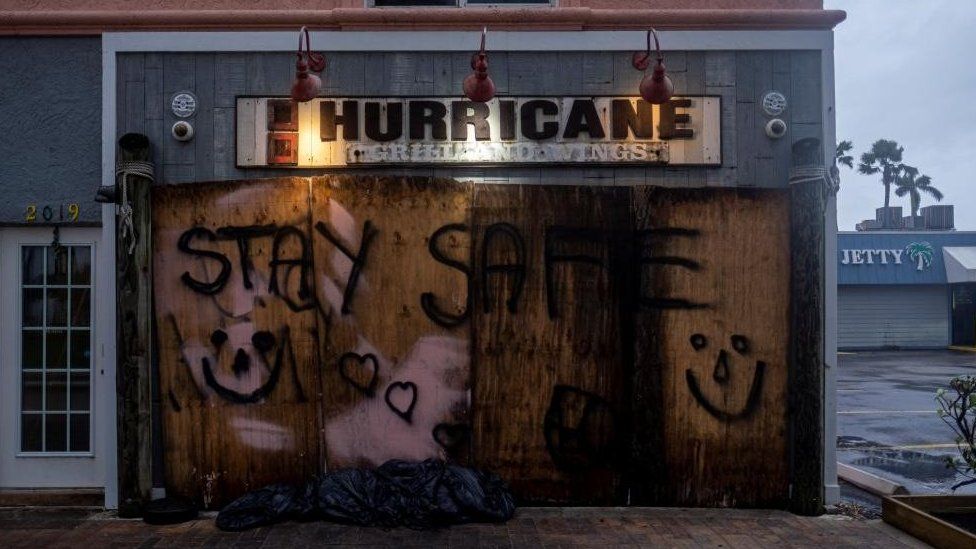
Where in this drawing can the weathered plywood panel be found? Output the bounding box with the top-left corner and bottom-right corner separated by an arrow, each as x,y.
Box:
150,175 -> 798,509
153,178 -> 321,508
470,185 -> 631,504
310,176 -> 474,469
632,187 -> 791,507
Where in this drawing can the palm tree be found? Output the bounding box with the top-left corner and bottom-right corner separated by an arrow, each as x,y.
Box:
895,166 -> 943,223
858,139 -> 905,227
835,140 -> 854,169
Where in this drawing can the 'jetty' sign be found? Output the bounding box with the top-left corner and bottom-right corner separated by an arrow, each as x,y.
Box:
236,96 -> 721,168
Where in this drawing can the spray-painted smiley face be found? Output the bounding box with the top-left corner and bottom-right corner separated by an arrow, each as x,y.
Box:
684,333 -> 766,421
200,324 -> 293,405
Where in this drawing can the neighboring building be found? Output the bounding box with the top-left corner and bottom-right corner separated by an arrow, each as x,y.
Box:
838,230 -> 976,349
0,1 -> 844,514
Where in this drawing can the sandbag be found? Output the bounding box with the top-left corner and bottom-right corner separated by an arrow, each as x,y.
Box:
215,482 -> 316,531
216,459 -> 515,531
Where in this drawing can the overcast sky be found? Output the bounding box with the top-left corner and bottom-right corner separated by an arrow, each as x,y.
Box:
827,0 -> 976,230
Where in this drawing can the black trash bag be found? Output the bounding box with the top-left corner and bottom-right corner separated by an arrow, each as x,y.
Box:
215,482 -> 316,532
216,459 -> 516,531
316,466 -> 403,527
316,459 -> 515,529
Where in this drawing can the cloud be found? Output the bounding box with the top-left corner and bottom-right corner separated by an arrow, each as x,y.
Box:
827,0 -> 976,229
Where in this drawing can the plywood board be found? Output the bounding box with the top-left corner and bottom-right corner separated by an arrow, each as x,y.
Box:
632,187 -> 791,507
152,178 -> 321,508
310,176 -> 474,469
470,184 -> 631,504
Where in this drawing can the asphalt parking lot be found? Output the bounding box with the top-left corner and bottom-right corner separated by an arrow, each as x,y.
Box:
838,349 -> 976,496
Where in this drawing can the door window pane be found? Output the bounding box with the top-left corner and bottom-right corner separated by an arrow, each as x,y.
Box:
45,372 -> 67,411
46,247 -> 69,285
21,415 -> 42,452
46,289 -> 67,326
71,247 -> 91,285
70,372 -> 90,411
22,331 -> 42,368
45,414 -> 67,452
71,289 -> 91,327
46,330 -> 67,369
70,330 -> 91,370
20,244 -> 94,453
22,288 -> 43,326
70,414 -> 90,452
22,246 -> 44,285
22,373 -> 42,411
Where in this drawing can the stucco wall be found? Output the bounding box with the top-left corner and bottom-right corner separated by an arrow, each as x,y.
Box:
0,1 -> 822,11
116,50 -> 822,187
0,37 -> 101,224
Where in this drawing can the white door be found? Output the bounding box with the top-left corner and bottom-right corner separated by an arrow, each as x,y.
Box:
0,227 -> 104,488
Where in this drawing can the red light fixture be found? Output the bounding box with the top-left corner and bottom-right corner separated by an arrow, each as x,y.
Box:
463,27 -> 495,103
632,28 -> 674,105
291,26 -> 326,103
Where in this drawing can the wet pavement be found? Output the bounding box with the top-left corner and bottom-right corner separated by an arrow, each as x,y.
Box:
0,506 -> 924,548
837,349 -> 976,496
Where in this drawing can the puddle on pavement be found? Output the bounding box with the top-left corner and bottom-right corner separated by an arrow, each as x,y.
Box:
837,436 -> 874,449
838,436 -> 956,483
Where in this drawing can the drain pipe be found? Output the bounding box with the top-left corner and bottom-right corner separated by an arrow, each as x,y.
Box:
150,305 -> 166,501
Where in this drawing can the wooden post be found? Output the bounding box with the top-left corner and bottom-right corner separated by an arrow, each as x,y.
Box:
116,133 -> 154,516
788,137 -> 827,515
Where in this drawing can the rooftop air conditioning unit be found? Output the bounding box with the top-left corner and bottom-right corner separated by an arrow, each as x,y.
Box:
921,205 -> 954,230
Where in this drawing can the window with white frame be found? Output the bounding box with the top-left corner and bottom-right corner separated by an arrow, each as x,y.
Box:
371,0 -> 554,6
20,244 -> 92,453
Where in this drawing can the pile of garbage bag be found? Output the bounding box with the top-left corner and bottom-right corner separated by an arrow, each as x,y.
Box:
216,459 -> 516,531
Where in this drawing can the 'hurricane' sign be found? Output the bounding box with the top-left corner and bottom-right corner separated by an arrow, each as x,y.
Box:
236,96 -> 721,168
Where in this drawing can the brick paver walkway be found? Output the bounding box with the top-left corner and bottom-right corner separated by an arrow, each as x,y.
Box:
0,507 -> 926,548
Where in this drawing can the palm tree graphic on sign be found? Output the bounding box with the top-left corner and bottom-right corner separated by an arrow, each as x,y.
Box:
905,241 -> 934,271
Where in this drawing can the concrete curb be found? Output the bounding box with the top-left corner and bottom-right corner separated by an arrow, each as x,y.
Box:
838,463 -> 909,497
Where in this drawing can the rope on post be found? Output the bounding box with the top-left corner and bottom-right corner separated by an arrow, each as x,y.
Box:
115,160 -> 155,255
788,165 -> 840,208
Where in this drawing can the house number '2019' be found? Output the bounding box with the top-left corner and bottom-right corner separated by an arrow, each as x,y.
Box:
25,204 -> 80,223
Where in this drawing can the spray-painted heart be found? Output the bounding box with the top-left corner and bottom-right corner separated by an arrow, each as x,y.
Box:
432,423 -> 469,450
337,352 -> 379,397
384,381 -> 418,423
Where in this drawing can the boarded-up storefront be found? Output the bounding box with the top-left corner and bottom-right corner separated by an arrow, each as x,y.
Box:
151,176 -> 792,507
92,26 -> 838,515
0,2 -> 844,514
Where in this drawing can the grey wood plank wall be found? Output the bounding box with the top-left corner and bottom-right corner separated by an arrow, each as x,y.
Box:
115,50 -> 823,187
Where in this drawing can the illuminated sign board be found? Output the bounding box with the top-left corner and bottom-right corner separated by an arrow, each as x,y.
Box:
236,96 -> 721,168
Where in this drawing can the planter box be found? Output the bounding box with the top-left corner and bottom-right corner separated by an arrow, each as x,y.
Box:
883,495 -> 976,548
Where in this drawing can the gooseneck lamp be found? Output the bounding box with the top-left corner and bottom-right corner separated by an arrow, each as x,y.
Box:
463,27 -> 496,103
631,28 -> 674,105
290,26 -> 326,103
